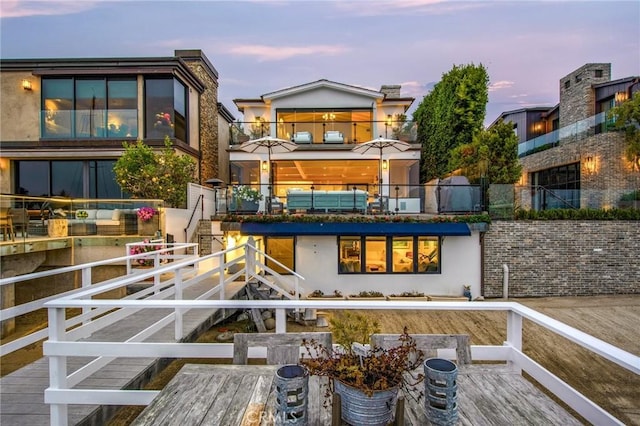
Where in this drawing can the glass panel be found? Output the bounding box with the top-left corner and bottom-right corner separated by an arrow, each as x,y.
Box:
89,160 -> 123,198
75,79 -> 107,138
266,237 -> 294,274
52,161 -> 83,197
417,237 -> 439,273
173,78 -> 187,142
365,236 -> 386,273
392,237 -> 414,273
16,161 -> 50,197
339,237 -> 362,273
145,78 -> 174,138
107,79 -> 138,138
230,161 -> 260,186
42,79 -> 73,138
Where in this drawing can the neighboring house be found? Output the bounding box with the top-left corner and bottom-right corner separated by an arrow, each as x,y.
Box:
0,49 -> 226,199
224,80 -> 485,298
489,63 -> 640,210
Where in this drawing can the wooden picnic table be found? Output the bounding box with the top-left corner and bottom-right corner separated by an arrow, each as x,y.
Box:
132,363 -> 581,425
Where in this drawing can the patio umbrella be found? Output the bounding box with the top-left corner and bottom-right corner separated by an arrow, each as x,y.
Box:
352,137 -> 411,191
239,136 -> 298,212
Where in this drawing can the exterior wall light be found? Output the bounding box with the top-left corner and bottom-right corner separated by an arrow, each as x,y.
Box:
382,159 -> 388,170
262,161 -> 268,171
584,156 -> 596,175
22,79 -> 32,91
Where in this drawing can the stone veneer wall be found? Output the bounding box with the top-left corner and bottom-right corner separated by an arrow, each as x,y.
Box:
559,63 -> 610,128
483,221 -> 640,298
520,132 -> 640,208
176,50 -> 219,183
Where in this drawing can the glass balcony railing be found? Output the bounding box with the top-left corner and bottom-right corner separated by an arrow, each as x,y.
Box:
41,108 -> 139,139
229,120 -> 418,145
518,112 -> 614,157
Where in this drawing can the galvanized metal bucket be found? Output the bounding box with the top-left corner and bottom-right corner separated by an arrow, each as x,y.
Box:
334,379 -> 399,426
424,358 -> 459,426
275,364 -> 309,425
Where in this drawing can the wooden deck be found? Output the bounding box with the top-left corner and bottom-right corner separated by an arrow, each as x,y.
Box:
132,363 -> 582,425
0,278 -> 245,426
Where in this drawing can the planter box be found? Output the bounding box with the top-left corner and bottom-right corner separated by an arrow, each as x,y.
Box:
427,295 -> 469,302
346,296 -> 386,301
386,296 -> 429,301
306,295 -> 345,300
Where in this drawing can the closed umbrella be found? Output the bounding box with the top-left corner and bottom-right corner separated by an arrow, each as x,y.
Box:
239,137 -> 298,212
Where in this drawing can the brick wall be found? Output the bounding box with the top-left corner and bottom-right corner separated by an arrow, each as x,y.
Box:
483,221 -> 640,297
520,132 -> 640,208
559,63 -> 610,128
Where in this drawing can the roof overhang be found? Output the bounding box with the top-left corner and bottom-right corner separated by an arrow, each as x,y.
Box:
236,222 -> 472,236
262,79 -> 384,101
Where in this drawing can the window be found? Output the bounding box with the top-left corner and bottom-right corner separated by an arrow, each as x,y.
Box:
276,109 -> 372,143
595,69 -> 603,78
145,77 -> 188,142
266,237 -> 295,274
338,236 -> 441,274
564,80 -> 571,89
531,163 -> 580,210
15,160 -> 122,198
42,77 -> 138,139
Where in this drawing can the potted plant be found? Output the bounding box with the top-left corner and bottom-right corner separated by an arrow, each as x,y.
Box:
306,289 -> 344,300
232,185 -> 263,213
129,238 -> 162,267
301,313 -> 424,426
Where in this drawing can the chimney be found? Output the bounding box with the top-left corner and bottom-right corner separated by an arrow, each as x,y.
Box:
380,85 -> 401,98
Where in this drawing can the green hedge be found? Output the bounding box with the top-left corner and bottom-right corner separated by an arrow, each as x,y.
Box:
514,208 -> 640,220
220,213 -> 492,224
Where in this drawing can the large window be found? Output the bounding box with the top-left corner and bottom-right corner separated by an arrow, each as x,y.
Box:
16,160 -> 121,198
42,77 -> 138,139
338,236 -> 440,274
276,109 -> 372,143
145,77 -> 188,142
531,163 -> 580,210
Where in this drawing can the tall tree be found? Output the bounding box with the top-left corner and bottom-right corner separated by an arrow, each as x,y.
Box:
415,63 -> 489,182
449,119 -> 522,184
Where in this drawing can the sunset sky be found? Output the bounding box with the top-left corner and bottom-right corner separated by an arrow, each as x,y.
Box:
2,0 -> 638,125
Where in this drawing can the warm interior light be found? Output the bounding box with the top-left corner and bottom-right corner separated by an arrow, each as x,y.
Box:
382,160 -> 388,170
615,92 -> 628,104
322,113 -> 336,121
22,79 -> 32,91
262,161 -> 268,171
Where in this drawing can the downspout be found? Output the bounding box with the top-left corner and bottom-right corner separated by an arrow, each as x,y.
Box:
502,264 -> 509,299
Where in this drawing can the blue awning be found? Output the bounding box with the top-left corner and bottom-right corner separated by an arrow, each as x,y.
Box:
238,222 -> 472,236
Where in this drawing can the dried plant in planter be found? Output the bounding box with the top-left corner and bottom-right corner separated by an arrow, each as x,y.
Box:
301,327 -> 425,399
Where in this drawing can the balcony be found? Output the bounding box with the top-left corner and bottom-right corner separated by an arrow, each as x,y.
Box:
230,119 -> 418,145
518,111 -> 614,157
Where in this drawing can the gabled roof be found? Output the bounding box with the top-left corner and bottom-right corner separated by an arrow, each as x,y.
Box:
261,79 -> 385,101
488,106 -> 556,128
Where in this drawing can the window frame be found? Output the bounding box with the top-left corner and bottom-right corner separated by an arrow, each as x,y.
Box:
337,235 -> 441,275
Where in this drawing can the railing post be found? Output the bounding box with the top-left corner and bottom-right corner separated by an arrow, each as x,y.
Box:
125,243 -> 132,274
219,251 -> 226,300
47,307 -> 69,426
394,185 -> 400,214
81,267 -> 92,330
153,252 -> 161,294
174,268 -> 183,340
505,309 -> 523,374
246,238 -> 256,283
275,308 -> 286,333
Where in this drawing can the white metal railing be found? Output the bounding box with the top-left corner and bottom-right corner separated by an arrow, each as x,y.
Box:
42,297 -> 638,426
0,240 -> 197,356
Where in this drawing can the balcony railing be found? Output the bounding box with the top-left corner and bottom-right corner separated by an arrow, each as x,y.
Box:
518,112 -> 614,157
0,195 -> 163,252
229,120 -> 418,145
